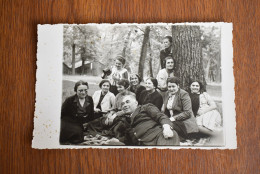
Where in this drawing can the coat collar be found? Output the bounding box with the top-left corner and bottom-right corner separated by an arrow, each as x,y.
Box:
130,106 -> 142,124
164,89 -> 180,110
73,94 -> 90,103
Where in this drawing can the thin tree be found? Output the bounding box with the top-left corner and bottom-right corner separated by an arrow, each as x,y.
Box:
122,29 -> 132,57
80,47 -> 87,75
71,43 -> 76,75
138,26 -> 150,80
148,40 -> 153,77
71,26 -> 76,75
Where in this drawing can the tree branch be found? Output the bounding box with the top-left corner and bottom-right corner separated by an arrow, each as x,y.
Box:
136,26 -> 145,33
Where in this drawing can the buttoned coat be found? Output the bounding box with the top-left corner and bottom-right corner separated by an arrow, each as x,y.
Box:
128,103 -> 175,144
61,94 -> 94,124
162,89 -> 199,134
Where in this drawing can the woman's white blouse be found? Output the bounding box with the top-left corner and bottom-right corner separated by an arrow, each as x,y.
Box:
156,68 -> 174,89
166,94 -> 175,116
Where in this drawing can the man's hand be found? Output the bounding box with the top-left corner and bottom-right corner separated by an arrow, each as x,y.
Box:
105,113 -> 118,126
162,124 -> 174,139
170,116 -> 175,122
83,123 -> 88,130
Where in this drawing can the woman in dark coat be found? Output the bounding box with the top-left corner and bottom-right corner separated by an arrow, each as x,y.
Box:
138,78 -> 163,110
60,80 -> 94,144
128,73 -> 146,101
162,77 -> 198,140
160,36 -> 173,69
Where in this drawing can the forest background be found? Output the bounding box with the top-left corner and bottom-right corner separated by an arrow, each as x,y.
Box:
62,24 -> 221,104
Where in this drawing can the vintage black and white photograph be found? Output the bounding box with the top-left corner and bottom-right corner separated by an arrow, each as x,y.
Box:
33,23 -> 236,149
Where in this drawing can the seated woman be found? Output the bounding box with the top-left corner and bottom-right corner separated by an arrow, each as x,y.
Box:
112,79 -> 135,117
162,77 -> 198,140
88,79 -> 135,143
188,80 -> 222,136
109,56 -> 129,96
86,79 -> 134,128
60,80 -> 94,144
92,79 -> 115,119
128,73 -> 146,101
138,78 -> 163,110
157,57 -> 175,96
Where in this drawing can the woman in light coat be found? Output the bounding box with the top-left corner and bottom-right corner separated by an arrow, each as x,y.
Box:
157,57 -> 175,98
92,80 -> 115,119
188,80 -> 222,135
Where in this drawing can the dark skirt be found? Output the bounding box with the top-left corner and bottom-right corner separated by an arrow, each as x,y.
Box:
60,119 -> 84,144
172,121 -> 188,141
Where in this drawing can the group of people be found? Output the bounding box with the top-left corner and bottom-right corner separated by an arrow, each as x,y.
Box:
60,36 -> 222,146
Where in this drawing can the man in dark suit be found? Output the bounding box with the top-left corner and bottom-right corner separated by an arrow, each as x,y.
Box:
110,95 -> 180,145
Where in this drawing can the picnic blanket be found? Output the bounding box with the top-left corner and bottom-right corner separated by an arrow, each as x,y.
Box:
79,134 -> 125,146
78,133 -> 215,146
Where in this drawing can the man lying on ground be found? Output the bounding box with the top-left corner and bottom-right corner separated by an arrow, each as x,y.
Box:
107,95 -> 180,146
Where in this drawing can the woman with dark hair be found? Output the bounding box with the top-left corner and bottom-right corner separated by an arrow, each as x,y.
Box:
128,73 -> 146,101
160,36 -> 173,69
109,56 -> 129,96
60,80 -> 94,144
88,79 -> 134,126
188,80 -> 222,135
92,79 -> 115,119
114,79 -> 135,112
157,57 -> 175,95
162,77 -> 198,140
138,78 -> 163,110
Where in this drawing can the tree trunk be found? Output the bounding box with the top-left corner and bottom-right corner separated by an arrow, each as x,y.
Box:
122,30 -> 132,57
172,25 -> 206,90
71,43 -> 76,75
215,51 -> 221,83
205,58 -> 212,82
148,40 -> 153,77
81,60 -> 85,75
138,26 -> 150,80
81,49 -> 87,75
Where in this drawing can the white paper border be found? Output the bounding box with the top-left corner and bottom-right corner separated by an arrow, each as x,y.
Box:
32,23 -> 236,149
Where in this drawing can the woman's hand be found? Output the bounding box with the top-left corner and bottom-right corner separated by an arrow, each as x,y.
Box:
112,73 -> 120,81
197,110 -> 205,116
94,108 -> 101,113
162,124 -> 174,139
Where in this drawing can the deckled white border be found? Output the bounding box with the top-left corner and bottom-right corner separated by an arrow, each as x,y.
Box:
32,23 -> 236,149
